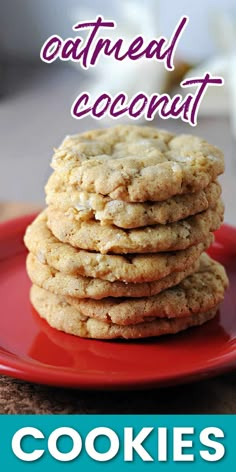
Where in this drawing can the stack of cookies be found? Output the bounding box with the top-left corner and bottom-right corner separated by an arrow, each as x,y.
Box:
24,125 -> 228,340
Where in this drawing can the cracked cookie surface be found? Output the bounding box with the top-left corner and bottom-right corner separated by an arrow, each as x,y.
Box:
64,254 -> 228,325
26,252 -> 199,300
24,212 -> 213,282
30,285 -> 219,339
46,172 -> 221,228
46,201 -> 223,254
51,125 -> 224,202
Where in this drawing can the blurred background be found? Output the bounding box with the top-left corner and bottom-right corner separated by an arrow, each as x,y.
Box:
0,0 -> 236,224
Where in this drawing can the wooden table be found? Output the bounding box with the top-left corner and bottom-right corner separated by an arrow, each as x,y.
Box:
0,202 -> 235,415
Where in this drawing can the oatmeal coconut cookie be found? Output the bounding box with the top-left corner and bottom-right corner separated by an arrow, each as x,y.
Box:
51,125 -> 224,202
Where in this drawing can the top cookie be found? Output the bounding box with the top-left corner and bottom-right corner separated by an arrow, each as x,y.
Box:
51,125 -> 224,202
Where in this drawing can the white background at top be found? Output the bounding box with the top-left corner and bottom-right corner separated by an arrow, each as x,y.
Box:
0,0 -> 236,62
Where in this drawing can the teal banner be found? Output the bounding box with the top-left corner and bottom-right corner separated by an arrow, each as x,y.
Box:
0,415 -> 234,471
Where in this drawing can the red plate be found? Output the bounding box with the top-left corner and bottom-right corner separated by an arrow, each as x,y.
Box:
0,214 -> 235,389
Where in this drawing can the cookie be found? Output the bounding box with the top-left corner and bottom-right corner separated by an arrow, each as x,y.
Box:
30,285 -> 219,339
65,254 -> 228,325
46,172 -> 221,228
46,200 -> 223,254
51,125 -> 224,202
26,252 -> 199,300
24,212 -> 213,282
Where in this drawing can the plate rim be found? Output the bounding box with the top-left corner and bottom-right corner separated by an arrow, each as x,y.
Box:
0,339 -> 236,390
